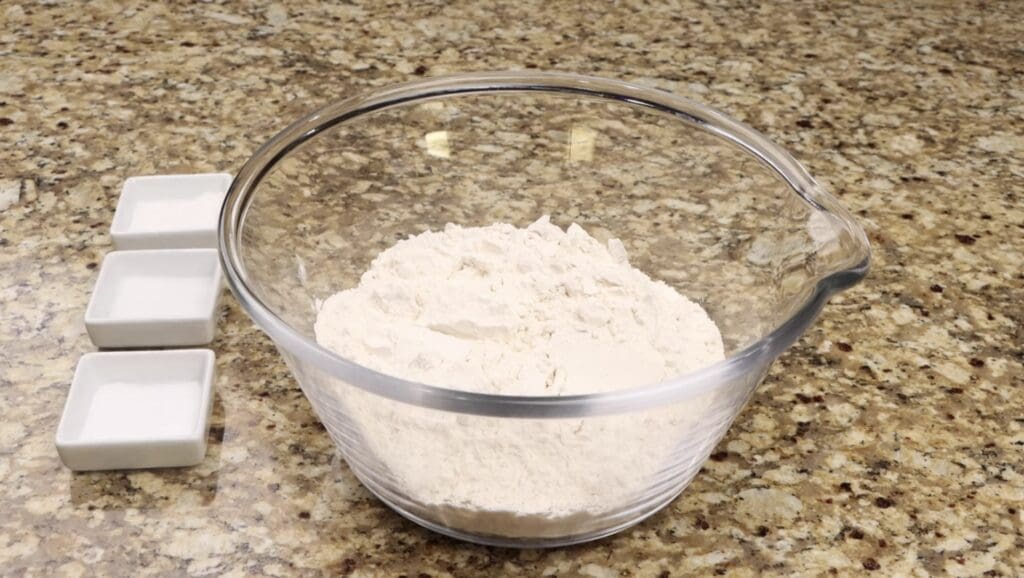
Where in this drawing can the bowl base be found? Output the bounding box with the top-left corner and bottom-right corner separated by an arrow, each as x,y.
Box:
356,473 -> 684,548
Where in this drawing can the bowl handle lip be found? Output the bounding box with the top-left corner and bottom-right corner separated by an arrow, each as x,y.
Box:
218,71 -> 871,418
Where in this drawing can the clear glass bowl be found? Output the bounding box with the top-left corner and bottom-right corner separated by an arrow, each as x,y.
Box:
219,72 -> 870,547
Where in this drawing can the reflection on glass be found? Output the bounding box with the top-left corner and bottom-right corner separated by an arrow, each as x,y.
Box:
567,126 -> 596,162
425,130 -> 451,158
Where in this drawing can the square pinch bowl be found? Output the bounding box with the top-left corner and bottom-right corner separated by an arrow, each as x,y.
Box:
219,72 -> 870,547
56,349 -> 215,471
85,249 -> 223,348
111,173 -> 233,250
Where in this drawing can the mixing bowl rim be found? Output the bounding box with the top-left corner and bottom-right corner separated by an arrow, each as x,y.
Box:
219,71 -> 870,418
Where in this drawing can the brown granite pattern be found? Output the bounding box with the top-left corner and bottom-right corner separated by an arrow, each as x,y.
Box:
1,0 -> 1021,576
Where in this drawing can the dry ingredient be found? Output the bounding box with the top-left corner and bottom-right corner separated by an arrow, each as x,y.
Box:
314,216 -> 725,537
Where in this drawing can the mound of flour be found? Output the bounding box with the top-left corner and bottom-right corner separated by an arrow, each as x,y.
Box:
314,216 -> 724,538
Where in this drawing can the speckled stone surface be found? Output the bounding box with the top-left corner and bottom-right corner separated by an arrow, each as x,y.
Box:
1,0 -> 1021,576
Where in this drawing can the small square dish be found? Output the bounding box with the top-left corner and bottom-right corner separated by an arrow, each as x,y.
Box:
56,349 -> 216,471
85,249 -> 223,348
111,173 -> 233,250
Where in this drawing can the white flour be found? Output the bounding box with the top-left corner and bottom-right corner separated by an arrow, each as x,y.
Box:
314,216 -> 725,538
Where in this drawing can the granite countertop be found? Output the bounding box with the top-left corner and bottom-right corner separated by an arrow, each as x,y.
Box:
2,0 -> 1021,575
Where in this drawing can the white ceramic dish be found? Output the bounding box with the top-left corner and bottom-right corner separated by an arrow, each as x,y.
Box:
110,173 -> 233,250
56,349 -> 216,471
85,249 -> 223,348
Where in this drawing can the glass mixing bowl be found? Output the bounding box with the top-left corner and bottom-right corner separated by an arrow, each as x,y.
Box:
219,72 -> 870,547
